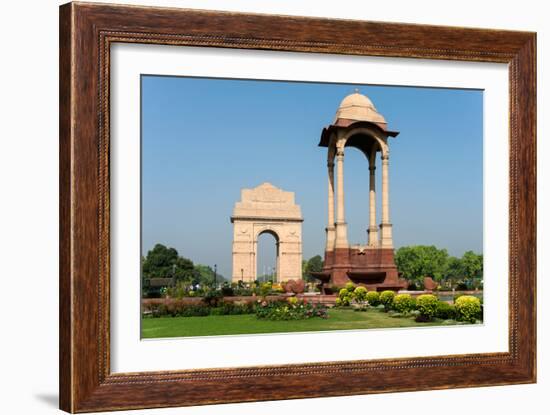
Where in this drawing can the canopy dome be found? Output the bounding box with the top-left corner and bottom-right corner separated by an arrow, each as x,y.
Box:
334,91 -> 387,125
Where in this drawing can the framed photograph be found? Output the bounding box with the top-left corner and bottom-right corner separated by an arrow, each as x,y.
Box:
59,2 -> 536,412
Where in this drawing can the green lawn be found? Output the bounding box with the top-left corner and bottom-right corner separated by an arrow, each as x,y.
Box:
141,309 -> 463,338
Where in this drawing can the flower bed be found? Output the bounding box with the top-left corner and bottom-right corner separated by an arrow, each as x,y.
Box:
255,298 -> 328,321
142,299 -> 256,318
142,296 -> 329,320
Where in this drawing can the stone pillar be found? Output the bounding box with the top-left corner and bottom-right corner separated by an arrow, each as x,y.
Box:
326,159 -> 336,251
334,148 -> 348,248
380,153 -> 393,247
275,241 -> 281,282
367,163 -> 379,246
252,242 -> 257,281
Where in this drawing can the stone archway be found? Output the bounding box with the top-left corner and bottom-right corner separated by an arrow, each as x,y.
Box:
231,183 -> 303,282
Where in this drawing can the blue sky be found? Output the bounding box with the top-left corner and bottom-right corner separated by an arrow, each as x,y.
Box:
141,76 -> 483,280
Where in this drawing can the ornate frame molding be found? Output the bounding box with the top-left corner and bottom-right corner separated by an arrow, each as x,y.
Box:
60,2 -> 536,412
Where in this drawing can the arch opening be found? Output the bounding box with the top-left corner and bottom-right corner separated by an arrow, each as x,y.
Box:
340,146 -> 374,247
256,230 -> 279,283
344,132 -> 378,159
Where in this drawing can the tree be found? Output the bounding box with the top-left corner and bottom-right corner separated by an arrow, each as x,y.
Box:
395,245 -> 449,283
303,255 -> 324,282
142,243 -> 195,282
445,256 -> 464,280
461,251 -> 483,280
194,264 -> 226,286
439,255 -> 463,288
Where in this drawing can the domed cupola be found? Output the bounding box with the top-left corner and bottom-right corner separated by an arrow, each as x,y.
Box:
334,90 -> 387,128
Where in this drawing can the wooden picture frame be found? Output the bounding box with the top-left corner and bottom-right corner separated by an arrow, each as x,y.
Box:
59,2 -> 536,412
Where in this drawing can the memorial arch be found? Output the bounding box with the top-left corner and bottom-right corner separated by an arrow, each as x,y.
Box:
231,183 -> 303,282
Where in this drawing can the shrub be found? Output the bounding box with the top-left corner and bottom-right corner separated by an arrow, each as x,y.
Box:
345,282 -> 356,291
336,287 -> 353,306
271,283 -> 285,293
287,296 -> 298,306
166,303 -> 210,317
455,295 -> 482,323
366,291 -> 380,306
233,286 -> 253,296
143,302 -> 168,318
182,305 -> 210,317
435,301 -> 457,320
415,294 -> 439,321
259,282 -> 273,297
165,281 -> 194,299
379,290 -> 396,311
142,299 -> 258,318
203,289 -> 223,307
220,284 -> 234,297
393,294 -> 415,313
354,286 -> 368,303
211,302 -> 255,316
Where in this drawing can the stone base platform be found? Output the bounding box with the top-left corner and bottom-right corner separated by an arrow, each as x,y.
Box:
312,247 -> 408,292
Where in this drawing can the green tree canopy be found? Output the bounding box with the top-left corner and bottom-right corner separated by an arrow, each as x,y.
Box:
445,256 -> 464,280
194,264 -> 226,285
303,255 -> 324,282
395,245 -> 449,282
142,243 -> 195,282
461,250 -> 483,279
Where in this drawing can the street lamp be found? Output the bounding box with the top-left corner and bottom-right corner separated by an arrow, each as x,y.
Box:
214,264 -> 217,288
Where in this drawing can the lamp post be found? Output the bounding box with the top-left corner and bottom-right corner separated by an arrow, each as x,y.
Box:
214,264 -> 217,288
172,263 -> 176,285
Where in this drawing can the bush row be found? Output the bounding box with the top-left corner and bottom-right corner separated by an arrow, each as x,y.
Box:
143,297 -> 329,321
164,280 -> 313,300
334,284 -> 482,323
143,301 -> 255,318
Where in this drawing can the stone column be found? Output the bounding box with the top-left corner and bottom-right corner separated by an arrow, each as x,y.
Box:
334,148 -> 348,248
252,242 -> 257,282
380,153 -> 393,247
367,163 -> 379,246
325,159 -> 336,251
275,241 -> 281,282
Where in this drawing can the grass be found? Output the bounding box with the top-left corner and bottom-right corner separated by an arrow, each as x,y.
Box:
141,308 -> 463,339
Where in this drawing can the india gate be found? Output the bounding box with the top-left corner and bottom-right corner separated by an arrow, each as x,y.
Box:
313,91 -> 407,291
231,183 -> 303,282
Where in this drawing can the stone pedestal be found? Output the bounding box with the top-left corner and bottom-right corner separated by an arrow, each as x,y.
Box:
317,247 -> 406,292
